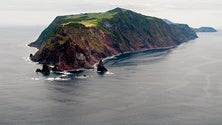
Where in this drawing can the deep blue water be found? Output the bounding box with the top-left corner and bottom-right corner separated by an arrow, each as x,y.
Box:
1,26 -> 222,125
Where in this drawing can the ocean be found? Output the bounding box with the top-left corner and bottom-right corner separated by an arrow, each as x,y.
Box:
0,26 -> 222,125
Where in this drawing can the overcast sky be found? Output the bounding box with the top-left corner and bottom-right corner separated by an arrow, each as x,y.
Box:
1,0 -> 222,28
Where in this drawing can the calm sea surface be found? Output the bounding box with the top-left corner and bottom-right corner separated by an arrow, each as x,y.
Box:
0,26 -> 222,125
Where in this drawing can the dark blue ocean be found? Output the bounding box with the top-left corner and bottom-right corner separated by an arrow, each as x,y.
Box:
1,26 -> 222,125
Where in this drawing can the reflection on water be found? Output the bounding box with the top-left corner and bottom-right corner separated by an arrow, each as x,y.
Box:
105,48 -> 172,67
1,27 -> 222,125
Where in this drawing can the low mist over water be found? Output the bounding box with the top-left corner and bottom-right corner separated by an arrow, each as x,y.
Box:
0,27 -> 222,125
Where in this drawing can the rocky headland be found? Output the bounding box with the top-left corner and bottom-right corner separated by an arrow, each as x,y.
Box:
194,27 -> 217,32
29,7 -> 198,71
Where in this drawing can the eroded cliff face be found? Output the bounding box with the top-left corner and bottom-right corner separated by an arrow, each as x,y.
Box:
29,8 -> 197,71
31,24 -> 119,70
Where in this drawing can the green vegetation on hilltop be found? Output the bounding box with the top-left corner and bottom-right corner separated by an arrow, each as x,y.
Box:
63,12 -> 117,27
29,11 -> 118,48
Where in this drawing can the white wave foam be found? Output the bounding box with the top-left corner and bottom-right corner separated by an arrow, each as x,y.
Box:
25,43 -> 38,51
46,76 -> 71,81
22,56 -> 38,64
31,78 -> 40,81
105,71 -> 114,75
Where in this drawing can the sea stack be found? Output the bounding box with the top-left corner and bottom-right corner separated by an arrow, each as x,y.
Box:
97,59 -> 108,73
36,63 -> 50,76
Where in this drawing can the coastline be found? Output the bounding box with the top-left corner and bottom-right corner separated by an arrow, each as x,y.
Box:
28,40 -> 194,73
94,45 -> 177,68
27,40 -> 177,71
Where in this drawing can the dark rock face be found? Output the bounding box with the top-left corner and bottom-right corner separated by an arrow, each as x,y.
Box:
97,60 -> 108,73
36,63 -> 50,76
194,27 -> 217,32
29,54 -> 33,58
29,8 -> 198,71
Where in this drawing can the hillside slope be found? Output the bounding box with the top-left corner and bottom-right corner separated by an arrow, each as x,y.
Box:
29,8 -> 197,71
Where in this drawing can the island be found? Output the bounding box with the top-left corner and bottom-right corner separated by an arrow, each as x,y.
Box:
29,7 -> 198,72
194,27 -> 217,32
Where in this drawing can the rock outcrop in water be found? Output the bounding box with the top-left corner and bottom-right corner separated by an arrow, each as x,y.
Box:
97,59 -> 108,73
194,27 -> 217,32
29,7 -> 197,71
35,63 -> 50,75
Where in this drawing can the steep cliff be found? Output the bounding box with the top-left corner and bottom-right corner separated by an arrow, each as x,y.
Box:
29,8 -> 197,71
